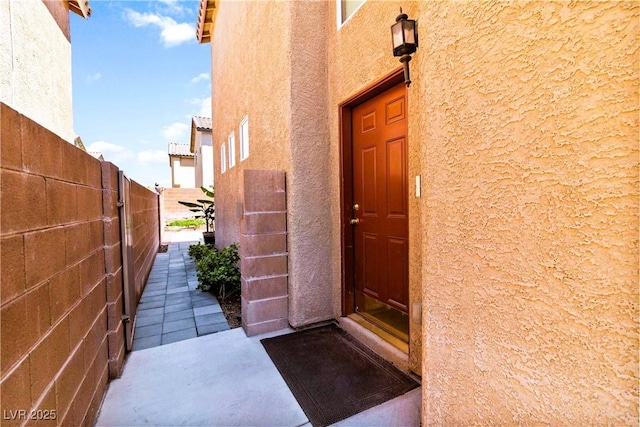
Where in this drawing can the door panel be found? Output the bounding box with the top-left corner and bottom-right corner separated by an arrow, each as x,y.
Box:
363,233 -> 380,297
387,237 -> 408,310
385,96 -> 405,124
352,82 -> 409,328
362,111 -> 377,132
362,147 -> 378,216
386,137 -> 407,217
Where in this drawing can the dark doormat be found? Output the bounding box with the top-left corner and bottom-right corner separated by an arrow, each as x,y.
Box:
261,324 -> 419,427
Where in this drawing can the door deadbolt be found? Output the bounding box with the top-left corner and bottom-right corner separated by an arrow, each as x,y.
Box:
353,204 -> 359,211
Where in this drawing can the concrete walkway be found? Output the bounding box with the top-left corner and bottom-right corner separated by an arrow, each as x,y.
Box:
95,230 -> 421,426
96,327 -> 421,426
133,235 -> 229,351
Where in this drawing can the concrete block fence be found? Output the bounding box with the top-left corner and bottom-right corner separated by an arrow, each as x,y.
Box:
160,188 -> 206,222
0,103 -> 159,426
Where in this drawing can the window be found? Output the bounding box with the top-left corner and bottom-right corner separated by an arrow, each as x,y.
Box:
221,143 -> 227,173
239,116 -> 249,161
338,0 -> 365,25
228,131 -> 236,168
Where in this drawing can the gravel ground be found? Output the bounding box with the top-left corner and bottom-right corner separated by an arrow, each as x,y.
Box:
220,293 -> 242,329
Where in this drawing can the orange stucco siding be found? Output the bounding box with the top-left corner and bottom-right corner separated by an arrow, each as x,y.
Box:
416,1 -> 638,424
207,0 -> 638,423
211,0 -> 292,249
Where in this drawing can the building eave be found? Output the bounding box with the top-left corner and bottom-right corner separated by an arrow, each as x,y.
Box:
196,0 -> 217,44
67,0 -> 91,18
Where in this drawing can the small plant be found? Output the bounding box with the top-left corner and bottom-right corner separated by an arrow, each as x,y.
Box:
188,242 -> 215,262
195,243 -> 240,302
178,187 -> 215,233
167,218 -> 206,227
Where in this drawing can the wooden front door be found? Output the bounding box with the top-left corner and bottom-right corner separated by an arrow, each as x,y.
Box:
351,82 -> 409,339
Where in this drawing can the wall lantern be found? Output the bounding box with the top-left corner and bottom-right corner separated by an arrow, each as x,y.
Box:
391,8 -> 418,87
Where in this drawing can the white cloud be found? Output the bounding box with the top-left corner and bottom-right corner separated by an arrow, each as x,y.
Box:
158,0 -> 179,6
157,0 -> 185,16
86,141 -> 134,164
162,122 -> 189,140
190,96 -> 212,117
199,97 -> 211,117
124,9 -> 194,47
190,73 -> 210,84
87,140 -> 125,152
138,150 -> 168,165
86,72 -> 102,83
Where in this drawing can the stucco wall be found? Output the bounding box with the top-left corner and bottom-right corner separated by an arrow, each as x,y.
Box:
416,1 -> 638,424
211,0 -> 291,249
208,1 -> 638,422
170,157 -> 195,188
286,0 -> 333,327
201,144 -> 213,188
0,0 -> 74,142
42,0 -> 71,41
194,132 -> 213,188
211,1 -> 334,326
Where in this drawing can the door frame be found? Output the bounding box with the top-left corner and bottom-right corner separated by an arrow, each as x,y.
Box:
339,67 -> 406,316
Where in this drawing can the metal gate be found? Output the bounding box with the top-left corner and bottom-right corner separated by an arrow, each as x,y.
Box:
118,171 -> 136,351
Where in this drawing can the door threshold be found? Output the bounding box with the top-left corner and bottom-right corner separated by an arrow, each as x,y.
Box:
347,314 -> 408,353
339,315 -> 409,372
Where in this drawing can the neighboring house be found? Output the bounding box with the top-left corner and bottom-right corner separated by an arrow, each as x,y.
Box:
75,137 -> 105,161
168,142 -> 195,188
198,1 -> 638,425
190,115 -> 213,188
0,0 -> 90,142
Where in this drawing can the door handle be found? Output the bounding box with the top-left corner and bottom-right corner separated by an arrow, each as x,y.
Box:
350,218 -> 360,225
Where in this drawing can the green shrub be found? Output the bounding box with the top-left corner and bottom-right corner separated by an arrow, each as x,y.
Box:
188,242 -> 215,262
195,243 -> 240,302
167,218 -> 205,227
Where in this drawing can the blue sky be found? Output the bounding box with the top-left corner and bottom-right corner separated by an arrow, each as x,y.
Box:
70,0 -> 211,187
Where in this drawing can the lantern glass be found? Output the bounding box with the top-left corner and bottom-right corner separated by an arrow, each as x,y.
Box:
403,20 -> 416,45
391,18 -> 417,57
391,21 -> 405,51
